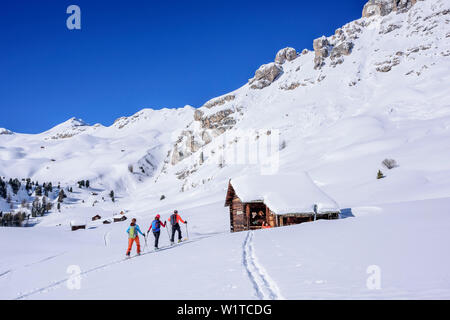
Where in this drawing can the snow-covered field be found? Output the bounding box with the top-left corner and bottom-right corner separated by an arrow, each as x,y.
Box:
1,0 -> 450,299
1,195 -> 449,300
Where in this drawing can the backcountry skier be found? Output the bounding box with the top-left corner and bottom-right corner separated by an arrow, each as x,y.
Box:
168,210 -> 187,244
126,218 -> 145,257
148,214 -> 166,250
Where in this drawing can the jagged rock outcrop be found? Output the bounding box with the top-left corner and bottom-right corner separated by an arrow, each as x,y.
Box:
194,109 -> 204,121
170,106 -> 238,165
362,0 -> 419,18
201,94 -> 235,109
171,130 -> 201,165
249,63 -> 283,89
330,41 -> 354,60
275,47 -> 298,64
313,27 -> 355,69
313,36 -> 330,69
200,109 -> 236,130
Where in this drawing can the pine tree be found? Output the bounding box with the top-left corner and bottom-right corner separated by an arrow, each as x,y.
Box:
9,178 -> 21,195
35,185 -> 42,196
42,196 -> 47,211
86,180 -> 90,188
109,190 -> 115,202
25,178 -> 32,193
58,189 -> 66,203
0,178 -> 7,199
31,198 -> 40,217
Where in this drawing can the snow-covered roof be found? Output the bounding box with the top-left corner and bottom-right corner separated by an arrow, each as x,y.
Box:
70,219 -> 86,226
228,173 -> 340,215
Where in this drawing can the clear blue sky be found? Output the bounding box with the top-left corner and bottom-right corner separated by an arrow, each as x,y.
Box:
0,0 -> 366,133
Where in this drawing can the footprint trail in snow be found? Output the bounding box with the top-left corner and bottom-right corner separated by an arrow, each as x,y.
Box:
242,231 -> 284,300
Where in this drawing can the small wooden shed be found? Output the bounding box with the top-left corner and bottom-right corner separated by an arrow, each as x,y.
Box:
92,214 -> 102,221
225,173 -> 340,233
113,215 -> 127,223
70,220 -> 86,231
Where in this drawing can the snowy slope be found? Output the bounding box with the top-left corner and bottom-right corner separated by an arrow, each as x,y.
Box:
1,0 -> 450,299
0,106 -> 194,193
1,196 -> 449,300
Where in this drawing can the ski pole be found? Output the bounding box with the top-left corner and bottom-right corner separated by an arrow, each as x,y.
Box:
165,221 -> 170,239
143,234 -> 148,251
185,222 -> 189,240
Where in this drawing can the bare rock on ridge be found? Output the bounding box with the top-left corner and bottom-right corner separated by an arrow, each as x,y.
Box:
362,0 -> 419,18
275,47 -> 298,64
249,63 -> 283,89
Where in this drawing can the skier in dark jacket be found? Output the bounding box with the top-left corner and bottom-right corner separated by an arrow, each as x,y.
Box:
168,210 -> 187,244
148,214 -> 166,250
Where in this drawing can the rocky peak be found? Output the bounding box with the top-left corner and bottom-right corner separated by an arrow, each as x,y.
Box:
0,128 -> 13,135
248,62 -> 283,89
275,47 -> 298,64
362,0 -> 419,18
43,117 -> 90,140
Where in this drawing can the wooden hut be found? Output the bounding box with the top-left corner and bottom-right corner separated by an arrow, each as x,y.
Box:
70,220 -> 86,231
113,215 -> 127,222
225,173 -> 340,233
92,214 -> 102,221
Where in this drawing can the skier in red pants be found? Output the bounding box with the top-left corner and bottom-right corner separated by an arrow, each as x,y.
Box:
126,218 -> 145,257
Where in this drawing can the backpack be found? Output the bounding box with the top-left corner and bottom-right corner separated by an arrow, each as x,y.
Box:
170,213 -> 177,226
152,220 -> 161,232
128,225 -> 136,239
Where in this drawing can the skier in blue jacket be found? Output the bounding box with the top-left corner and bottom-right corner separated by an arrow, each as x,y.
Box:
148,214 -> 166,249
126,218 -> 145,257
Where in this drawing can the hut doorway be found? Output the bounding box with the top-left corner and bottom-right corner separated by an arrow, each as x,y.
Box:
248,203 -> 267,229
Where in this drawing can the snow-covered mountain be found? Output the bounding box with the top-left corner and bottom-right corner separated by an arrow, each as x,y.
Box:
1,0 -> 449,299
2,0 -> 449,196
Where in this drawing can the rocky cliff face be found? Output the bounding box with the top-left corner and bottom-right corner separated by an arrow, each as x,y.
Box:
248,63 -> 284,89
156,0 -> 449,193
169,100 -> 239,167
275,47 -> 298,64
362,0 -> 419,18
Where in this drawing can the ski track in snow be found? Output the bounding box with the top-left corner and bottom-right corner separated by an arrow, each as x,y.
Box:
0,253 -> 67,281
23,252 -> 67,268
0,270 -> 11,278
103,230 -> 111,247
13,234 -> 218,300
242,231 -> 284,300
